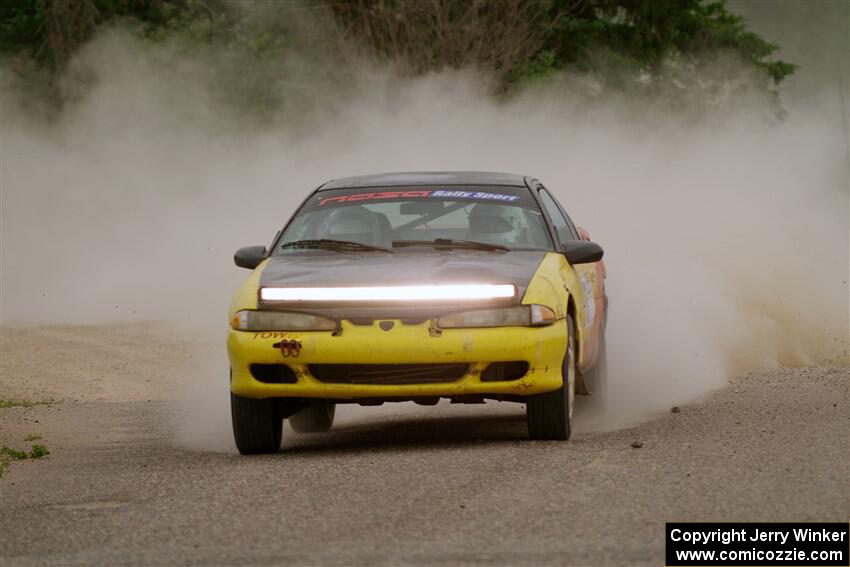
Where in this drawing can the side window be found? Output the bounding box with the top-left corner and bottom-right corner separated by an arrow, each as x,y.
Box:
538,188 -> 575,244
562,210 -> 581,240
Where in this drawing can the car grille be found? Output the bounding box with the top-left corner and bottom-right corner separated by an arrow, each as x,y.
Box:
250,364 -> 298,384
308,363 -> 468,385
480,361 -> 529,382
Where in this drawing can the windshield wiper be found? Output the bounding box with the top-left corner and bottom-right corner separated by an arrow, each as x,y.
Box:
392,238 -> 511,252
280,239 -> 393,253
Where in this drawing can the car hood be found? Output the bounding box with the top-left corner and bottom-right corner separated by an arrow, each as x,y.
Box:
257,250 -> 546,320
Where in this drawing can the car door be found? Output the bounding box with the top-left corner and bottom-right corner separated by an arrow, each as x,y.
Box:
536,187 -> 602,370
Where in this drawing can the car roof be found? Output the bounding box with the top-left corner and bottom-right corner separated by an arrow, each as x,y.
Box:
318,171 -> 530,191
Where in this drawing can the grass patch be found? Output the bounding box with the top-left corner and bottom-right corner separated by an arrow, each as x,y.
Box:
0,444 -> 51,478
0,399 -> 54,409
29,444 -> 49,458
1,447 -> 28,460
24,434 -> 42,442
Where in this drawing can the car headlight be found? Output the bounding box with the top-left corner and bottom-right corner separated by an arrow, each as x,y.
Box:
230,310 -> 338,331
259,284 -> 516,302
437,305 -> 557,329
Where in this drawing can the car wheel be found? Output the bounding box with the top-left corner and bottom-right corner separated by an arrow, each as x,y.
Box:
582,328 -> 608,412
231,393 -> 283,454
288,402 -> 335,433
526,314 -> 575,440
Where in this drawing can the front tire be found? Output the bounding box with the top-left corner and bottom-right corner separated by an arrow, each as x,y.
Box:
526,315 -> 576,440
231,394 -> 283,454
288,402 -> 335,433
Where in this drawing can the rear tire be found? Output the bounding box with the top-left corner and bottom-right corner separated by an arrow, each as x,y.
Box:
288,402 -> 335,433
231,394 -> 282,454
526,315 -> 576,440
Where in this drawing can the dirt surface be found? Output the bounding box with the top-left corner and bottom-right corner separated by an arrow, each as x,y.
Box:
0,324 -> 848,566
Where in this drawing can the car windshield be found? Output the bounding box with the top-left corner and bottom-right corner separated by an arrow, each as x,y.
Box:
275,186 -> 553,254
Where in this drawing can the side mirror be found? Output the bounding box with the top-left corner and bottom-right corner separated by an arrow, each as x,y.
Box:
234,246 -> 267,269
562,240 -> 603,265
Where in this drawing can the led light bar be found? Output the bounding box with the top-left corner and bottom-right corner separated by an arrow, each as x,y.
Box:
260,284 -> 516,302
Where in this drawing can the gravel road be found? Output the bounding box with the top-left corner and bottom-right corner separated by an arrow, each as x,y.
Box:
0,324 -> 847,566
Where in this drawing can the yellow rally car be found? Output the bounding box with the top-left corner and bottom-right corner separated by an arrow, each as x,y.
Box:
228,172 -> 607,454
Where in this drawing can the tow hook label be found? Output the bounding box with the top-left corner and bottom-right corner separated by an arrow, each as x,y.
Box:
273,339 -> 302,358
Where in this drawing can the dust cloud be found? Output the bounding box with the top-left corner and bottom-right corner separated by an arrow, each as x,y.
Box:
1,19 -> 847,449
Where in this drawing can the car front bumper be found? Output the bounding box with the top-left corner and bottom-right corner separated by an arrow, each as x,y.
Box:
228,320 -> 567,400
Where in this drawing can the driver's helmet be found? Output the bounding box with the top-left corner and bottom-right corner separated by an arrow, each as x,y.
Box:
467,203 -> 524,245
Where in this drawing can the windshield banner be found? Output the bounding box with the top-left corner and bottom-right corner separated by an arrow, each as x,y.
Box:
316,189 -> 522,207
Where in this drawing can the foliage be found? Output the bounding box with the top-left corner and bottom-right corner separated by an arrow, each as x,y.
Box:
29,444 -> 50,458
539,0 -> 795,79
0,0 -> 795,112
536,0 -> 795,88
1,0 -> 218,65
333,0 -> 795,97
0,399 -> 54,409
2,1 -> 333,118
0,446 -> 28,460
0,444 -> 49,477
330,0 -> 560,82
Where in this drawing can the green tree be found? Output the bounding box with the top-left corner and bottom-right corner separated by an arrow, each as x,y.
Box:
1,0 -> 796,113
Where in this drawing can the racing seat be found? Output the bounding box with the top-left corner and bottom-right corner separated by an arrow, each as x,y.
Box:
469,214 -> 513,235
371,212 -> 394,246
326,206 -> 382,246
467,204 -> 516,241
